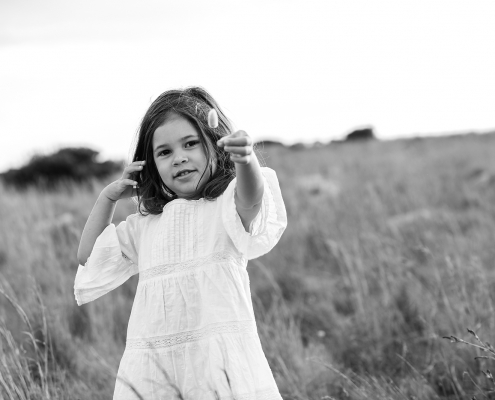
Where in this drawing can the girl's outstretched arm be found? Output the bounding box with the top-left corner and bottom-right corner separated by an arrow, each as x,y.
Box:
217,131 -> 263,231
77,161 -> 145,265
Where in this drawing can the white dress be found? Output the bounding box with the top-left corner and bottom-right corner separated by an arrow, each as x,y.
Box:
74,167 -> 287,400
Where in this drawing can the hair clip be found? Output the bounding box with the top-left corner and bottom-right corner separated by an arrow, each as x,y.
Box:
208,109 -> 218,129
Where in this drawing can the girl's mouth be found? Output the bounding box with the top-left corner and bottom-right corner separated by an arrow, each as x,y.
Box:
174,170 -> 195,179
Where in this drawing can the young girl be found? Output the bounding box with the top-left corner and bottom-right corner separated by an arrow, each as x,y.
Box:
74,87 -> 287,400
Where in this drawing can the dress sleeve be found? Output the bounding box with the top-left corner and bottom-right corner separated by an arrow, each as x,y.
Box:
221,167 -> 287,260
74,213 -> 141,306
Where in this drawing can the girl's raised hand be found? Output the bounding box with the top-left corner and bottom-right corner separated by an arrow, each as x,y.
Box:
102,160 -> 145,202
217,131 -> 253,165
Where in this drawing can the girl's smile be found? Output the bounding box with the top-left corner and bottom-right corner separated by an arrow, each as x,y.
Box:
152,114 -> 215,200
174,169 -> 196,179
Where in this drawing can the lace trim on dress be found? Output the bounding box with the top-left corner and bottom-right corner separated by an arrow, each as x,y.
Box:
126,320 -> 257,350
139,251 -> 243,281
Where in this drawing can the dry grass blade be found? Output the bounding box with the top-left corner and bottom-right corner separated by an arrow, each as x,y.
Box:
307,357 -> 358,389
445,328 -> 495,397
0,284 -> 35,335
0,324 -> 30,395
0,282 -> 53,399
0,366 -> 18,400
33,282 -> 50,399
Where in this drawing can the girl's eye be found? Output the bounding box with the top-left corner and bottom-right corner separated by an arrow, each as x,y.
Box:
159,149 -> 171,156
186,140 -> 199,148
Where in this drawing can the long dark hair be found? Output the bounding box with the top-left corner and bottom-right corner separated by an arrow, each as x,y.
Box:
132,87 -> 236,215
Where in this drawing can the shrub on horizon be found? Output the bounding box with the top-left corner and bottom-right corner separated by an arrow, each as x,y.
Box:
0,147 -> 122,189
345,127 -> 376,141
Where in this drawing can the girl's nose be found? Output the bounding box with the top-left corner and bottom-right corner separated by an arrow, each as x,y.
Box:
173,156 -> 188,166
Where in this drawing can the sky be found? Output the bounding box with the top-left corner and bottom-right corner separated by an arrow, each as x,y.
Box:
1,0 -> 494,172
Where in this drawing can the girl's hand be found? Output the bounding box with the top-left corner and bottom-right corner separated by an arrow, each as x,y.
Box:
102,161 -> 146,202
217,131 -> 253,165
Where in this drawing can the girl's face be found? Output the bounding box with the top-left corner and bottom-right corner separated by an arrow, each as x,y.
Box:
152,114 -> 215,200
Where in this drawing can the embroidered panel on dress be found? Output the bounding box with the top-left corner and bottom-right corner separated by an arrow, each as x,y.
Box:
125,320 -> 257,350
151,202 -> 198,265
139,251 -> 241,281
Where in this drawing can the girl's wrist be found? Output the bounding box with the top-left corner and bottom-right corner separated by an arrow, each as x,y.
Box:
100,189 -> 118,204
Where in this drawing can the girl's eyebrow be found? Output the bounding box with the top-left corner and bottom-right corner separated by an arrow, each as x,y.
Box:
154,134 -> 198,153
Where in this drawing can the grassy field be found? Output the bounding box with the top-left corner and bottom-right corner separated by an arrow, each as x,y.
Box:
1,132 -> 495,399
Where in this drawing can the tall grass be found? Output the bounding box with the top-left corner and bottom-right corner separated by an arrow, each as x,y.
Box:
1,132 -> 495,399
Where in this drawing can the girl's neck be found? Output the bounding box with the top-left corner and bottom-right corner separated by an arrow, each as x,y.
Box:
175,194 -> 202,201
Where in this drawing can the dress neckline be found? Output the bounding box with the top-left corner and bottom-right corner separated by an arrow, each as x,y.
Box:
164,197 -> 205,208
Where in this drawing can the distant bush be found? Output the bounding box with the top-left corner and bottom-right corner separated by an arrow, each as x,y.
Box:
289,142 -> 308,151
0,147 -> 122,189
345,127 -> 376,141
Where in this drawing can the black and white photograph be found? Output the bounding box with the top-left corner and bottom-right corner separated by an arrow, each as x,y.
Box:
1,1 -> 495,399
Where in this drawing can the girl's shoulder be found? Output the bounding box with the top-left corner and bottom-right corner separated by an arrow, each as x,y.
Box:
126,211 -> 151,222
121,210 -> 155,231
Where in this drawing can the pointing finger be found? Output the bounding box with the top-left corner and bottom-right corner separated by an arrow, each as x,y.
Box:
219,136 -> 252,147
217,130 -> 249,146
